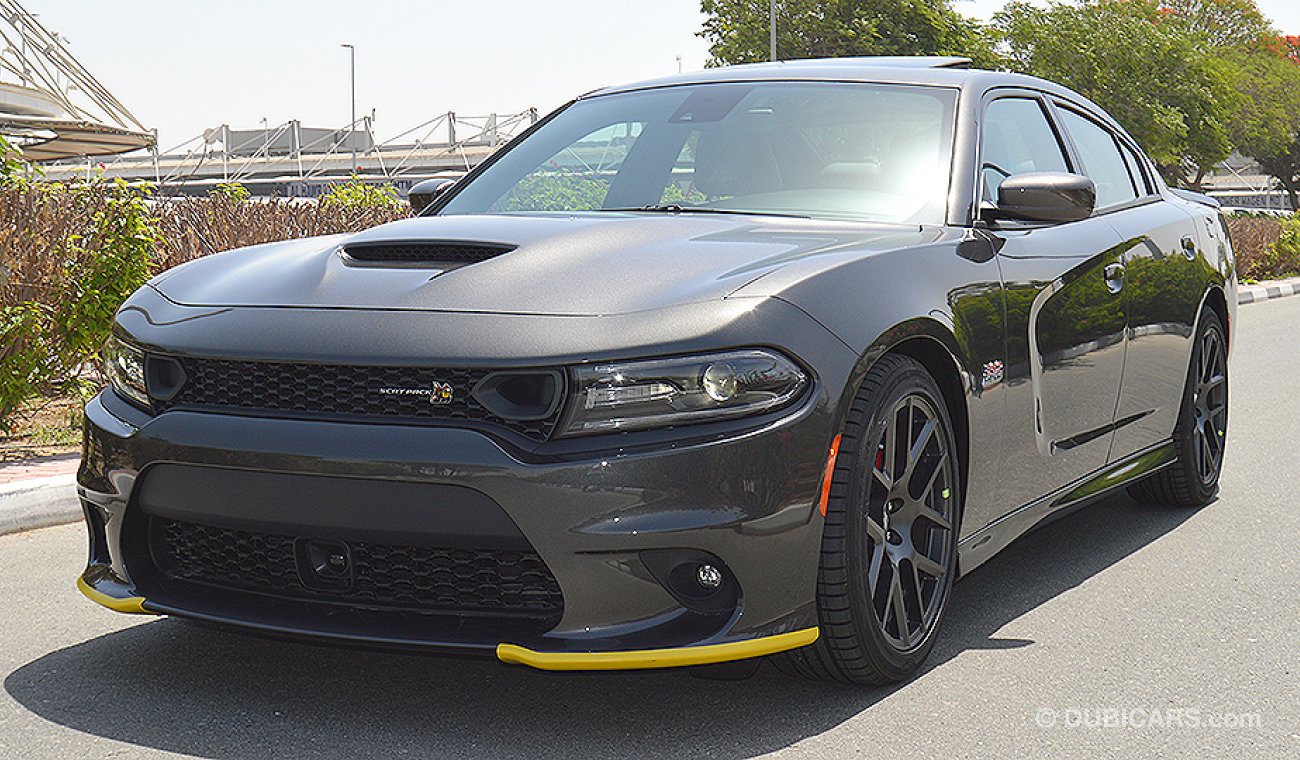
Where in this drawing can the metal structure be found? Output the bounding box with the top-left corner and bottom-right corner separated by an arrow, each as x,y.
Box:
40,109 -> 540,197
0,0 -> 153,159
1202,154 -> 1294,211
341,43 -> 356,170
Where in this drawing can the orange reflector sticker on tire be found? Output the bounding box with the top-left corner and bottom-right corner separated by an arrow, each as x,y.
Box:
819,434 -> 842,517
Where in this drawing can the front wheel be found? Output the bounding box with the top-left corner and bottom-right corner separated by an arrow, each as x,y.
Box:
777,354 -> 961,685
1129,309 -> 1228,507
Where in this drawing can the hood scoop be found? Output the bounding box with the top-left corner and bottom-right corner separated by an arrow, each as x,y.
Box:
341,240 -> 516,268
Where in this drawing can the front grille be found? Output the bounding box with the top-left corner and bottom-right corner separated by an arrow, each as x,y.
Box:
342,241 -> 514,264
150,518 -> 565,619
154,358 -> 560,441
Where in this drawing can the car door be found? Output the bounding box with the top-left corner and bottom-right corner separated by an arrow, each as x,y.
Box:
970,93 -> 1129,527
1050,103 -> 1208,461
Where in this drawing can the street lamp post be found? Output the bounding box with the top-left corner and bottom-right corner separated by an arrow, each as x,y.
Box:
341,43 -> 356,173
769,0 -> 777,62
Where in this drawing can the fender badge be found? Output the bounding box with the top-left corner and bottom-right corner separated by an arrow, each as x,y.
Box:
981,360 -> 1004,389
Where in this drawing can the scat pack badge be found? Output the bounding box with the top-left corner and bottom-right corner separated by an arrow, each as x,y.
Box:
376,382 -> 455,405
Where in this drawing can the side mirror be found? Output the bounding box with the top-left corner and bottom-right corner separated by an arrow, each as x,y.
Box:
990,172 -> 1096,224
408,178 -> 455,215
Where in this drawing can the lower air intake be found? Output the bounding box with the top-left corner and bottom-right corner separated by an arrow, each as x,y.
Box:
148,517 -> 565,620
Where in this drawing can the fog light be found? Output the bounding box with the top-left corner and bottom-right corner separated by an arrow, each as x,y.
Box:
641,549 -> 738,613
697,563 -> 723,590
701,362 -> 737,402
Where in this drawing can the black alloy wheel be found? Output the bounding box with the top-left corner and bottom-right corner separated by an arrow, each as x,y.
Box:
865,392 -> 957,651
1130,309 -> 1228,507
777,353 -> 961,684
1190,324 -> 1228,484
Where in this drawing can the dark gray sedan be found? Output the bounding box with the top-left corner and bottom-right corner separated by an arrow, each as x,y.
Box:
80,57 -> 1235,684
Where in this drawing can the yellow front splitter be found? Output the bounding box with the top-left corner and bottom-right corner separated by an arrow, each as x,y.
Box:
76,576 -> 156,615
497,627 -> 819,671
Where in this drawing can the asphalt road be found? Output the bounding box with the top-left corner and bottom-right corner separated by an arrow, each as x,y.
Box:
2,297 -> 1297,759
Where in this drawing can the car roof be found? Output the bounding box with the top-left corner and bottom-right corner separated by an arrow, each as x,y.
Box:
581,56 -> 1119,133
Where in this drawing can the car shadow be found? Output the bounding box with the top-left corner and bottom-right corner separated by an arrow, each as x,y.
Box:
5,491 -> 1203,759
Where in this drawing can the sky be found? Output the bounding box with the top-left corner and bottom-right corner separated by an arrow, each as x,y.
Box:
18,0 -> 1300,152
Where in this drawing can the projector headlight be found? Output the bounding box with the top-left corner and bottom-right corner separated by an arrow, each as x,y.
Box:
103,335 -> 149,409
558,349 -> 808,436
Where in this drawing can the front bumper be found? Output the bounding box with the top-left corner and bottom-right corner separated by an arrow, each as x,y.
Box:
77,383 -> 834,669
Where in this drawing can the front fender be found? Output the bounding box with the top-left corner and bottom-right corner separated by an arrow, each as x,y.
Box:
743,235 -> 1007,542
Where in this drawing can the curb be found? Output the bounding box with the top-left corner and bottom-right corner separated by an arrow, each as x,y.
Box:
1239,276 -> 1300,305
0,474 -> 81,537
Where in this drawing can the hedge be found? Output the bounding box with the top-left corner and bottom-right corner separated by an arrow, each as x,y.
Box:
0,176 -> 407,430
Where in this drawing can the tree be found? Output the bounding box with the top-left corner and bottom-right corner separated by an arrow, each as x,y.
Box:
1151,1 -> 1300,206
1230,43 -> 1300,209
1278,35 -> 1300,66
699,0 -> 999,68
996,0 -> 1240,188
1156,0 -> 1273,49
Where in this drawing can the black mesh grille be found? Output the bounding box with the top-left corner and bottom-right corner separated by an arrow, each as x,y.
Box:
154,358 -> 560,441
343,241 -> 514,264
151,518 -> 565,618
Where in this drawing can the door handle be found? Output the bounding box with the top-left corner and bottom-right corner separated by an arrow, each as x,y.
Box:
1181,236 -> 1198,260
1103,263 -> 1125,294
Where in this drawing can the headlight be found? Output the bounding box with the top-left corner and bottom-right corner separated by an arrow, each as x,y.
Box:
103,335 -> 149,408
558,349 -> 808,436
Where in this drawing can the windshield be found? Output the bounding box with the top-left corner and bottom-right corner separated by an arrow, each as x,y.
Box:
440,82 -> 958,224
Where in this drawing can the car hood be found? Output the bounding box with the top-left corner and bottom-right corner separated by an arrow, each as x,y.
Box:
150,213 -> 940,316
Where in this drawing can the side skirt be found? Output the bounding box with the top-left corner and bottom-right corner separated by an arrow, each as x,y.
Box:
956,440 -> 1177,576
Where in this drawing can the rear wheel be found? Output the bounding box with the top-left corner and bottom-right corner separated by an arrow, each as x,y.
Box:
1129,309 -> 1228,507
777,354 -> 960,685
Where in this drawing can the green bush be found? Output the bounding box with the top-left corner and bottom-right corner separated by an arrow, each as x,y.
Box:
1226,213 -> 1300,281
1259,217 -> 1300,279
60,178 -> 160,360
0,177 -> 160,429
0,302 -> 55,432
209,182 -> 250,203
2,171 -> 408,433
321,175 -> 403,211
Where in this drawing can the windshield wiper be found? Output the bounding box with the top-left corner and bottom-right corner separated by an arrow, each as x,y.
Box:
603,204 -> 810,219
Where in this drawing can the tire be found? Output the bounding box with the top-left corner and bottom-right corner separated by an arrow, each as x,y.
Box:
1128,309 -> 1228,507
776,354 -> 961,685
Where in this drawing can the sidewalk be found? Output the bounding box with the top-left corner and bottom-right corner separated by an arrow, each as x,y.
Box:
0,453 -> 79,485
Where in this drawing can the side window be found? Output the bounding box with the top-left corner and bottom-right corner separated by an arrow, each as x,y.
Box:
980,98 -> 1070,203
1119,140 -> 1153,197
1057,109 -> 1139,209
